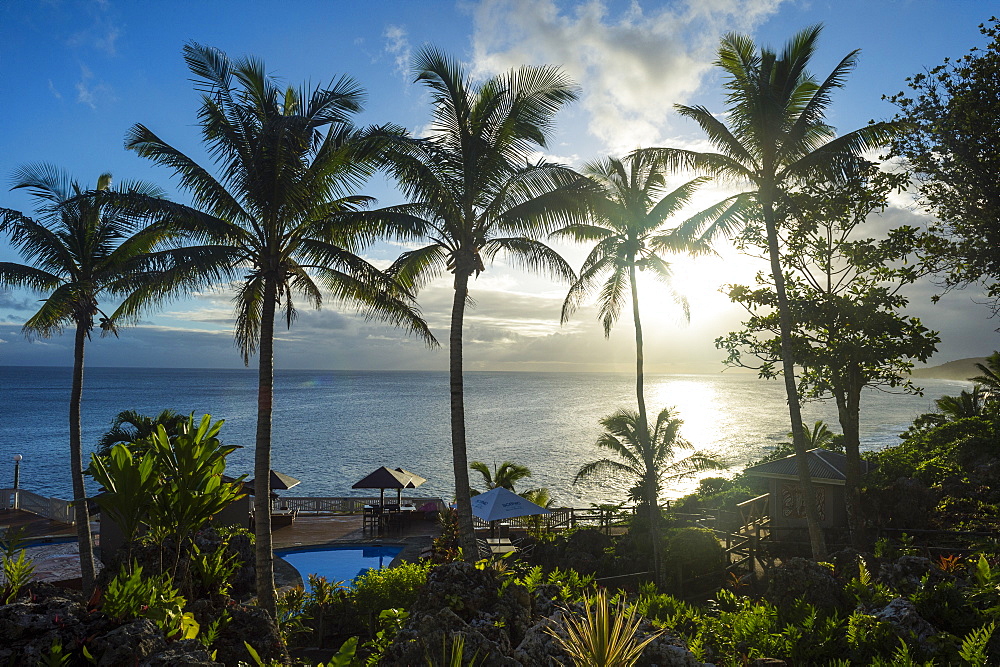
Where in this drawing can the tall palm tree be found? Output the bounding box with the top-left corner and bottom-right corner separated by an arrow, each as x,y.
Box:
378,47 -> 590,558
651,26 -> 898,558
117,43 -> 435,614
554,150 -> 711,435
575,407 -> 719,523
0,164 -> 171,596
470,460 -> 532,494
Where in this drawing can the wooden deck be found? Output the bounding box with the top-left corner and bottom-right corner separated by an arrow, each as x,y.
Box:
0,508 -> 76,540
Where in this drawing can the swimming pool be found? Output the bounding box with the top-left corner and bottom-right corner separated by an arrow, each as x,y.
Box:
276,544 -> 403,587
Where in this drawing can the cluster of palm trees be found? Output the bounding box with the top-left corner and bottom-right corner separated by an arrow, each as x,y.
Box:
0,24 -> 892,612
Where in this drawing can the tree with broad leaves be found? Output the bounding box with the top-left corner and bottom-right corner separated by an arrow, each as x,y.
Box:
886,17 -> 1000,316
649,25 -> 900,558
718,167 -> 939,547
114,43 -> 436,614
0,164 -> 173,596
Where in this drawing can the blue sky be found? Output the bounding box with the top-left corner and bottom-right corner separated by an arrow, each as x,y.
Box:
0,0 -> 994,372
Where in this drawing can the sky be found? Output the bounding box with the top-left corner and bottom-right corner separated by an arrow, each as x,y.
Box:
0,0 -> 995,373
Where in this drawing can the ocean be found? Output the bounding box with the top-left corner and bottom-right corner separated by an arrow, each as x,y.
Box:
0,366 -> 971,507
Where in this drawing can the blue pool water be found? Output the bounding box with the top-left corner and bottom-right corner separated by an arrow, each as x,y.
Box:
276,544 -> 403,587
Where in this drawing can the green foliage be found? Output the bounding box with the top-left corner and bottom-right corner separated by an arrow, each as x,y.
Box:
352,560 -> 430,621
549,588 -> 661,667
362,608 -> 409,666
869,416 -> 997,486
887,17 -> 1000,307
101,563 -> 197,640
844,560 -> 893,610
514,565 -> 597,604
190,542 -> 240,599
958,622 -> 995,666
1,529 -> 35,604
88,413 -> 246,580
37,638 -> 72,667
274,586 -> 311,644
663,527 -> 724,579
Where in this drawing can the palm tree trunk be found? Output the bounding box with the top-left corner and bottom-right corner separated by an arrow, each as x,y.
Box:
629,264 -> 648,438
254,277 -> 277,616
762,198 -> 827,560
70,320 -> 96,597
630,264 -> 662,582
450,271 -> 478,560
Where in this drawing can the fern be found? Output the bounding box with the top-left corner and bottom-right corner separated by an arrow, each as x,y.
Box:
958,622 -> 995,667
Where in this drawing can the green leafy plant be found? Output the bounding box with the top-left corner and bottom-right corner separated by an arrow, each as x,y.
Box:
307,574 -> 348,649
37,638 -> 72,667
958,622 -> 995,667
845,560 -> 893,609
101,563 -> 196,639
549,588 -> 661,667
274,586 -> 311,644
197,610 -> 230,649
1,541 -> 35,603
352,561 -> 430,626
190,542 -> 240,600
363,608 -> 409,666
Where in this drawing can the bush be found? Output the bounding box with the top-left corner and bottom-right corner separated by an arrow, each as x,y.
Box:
352,561 -> 431,623
662,527 -> 724,594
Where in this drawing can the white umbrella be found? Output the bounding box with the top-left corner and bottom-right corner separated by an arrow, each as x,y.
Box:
471,487 -> 551,522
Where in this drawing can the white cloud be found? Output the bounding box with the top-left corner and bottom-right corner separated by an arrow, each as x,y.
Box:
470,0 -> 786,153
47,80 -> 62,100
75,63 -> 114,109
384,25 -> 412,77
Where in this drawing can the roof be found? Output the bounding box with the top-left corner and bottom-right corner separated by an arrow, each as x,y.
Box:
352,466 -> 426,490
742,448 -> 869,484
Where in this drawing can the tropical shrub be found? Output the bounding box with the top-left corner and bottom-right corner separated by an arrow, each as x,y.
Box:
548,588 -> 661,667
663,527 -> 724,583
88,413 -> 246,582
352,561 -> 431,624
101,564 -> 198,640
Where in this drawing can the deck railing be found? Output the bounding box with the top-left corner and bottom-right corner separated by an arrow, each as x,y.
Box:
270,496 -> 446,515
0,488 -> 75,524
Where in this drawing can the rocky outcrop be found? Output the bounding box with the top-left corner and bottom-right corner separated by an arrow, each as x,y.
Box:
214,604 -> 289,666
383,561 -> 707,666
90,619 -> 167,666
0,584 -> 254,666
765,557 -> 846,612
876,597 -> 937,645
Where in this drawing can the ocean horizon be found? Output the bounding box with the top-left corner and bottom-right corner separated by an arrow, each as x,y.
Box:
0,365 -> 971,508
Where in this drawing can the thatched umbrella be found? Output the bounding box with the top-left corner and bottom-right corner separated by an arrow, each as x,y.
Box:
352,466 -> 426,507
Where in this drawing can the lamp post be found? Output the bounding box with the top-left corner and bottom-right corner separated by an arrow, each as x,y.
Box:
12,454 -> 21,510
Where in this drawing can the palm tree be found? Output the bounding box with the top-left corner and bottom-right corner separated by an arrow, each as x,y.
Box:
117,43 -> 435,614
470,460 -> 532,495
554,150 -> 711,436
0,164 -> 171,596
651,26 -> 899,558
378,47 -> 589,558
96,408 -> 187,456
575,407 -> 720,524
936,387 -> 989,421
971,351 -> 1000,398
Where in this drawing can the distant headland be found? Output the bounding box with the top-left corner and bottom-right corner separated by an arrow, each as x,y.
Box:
911,356 -> 989,381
